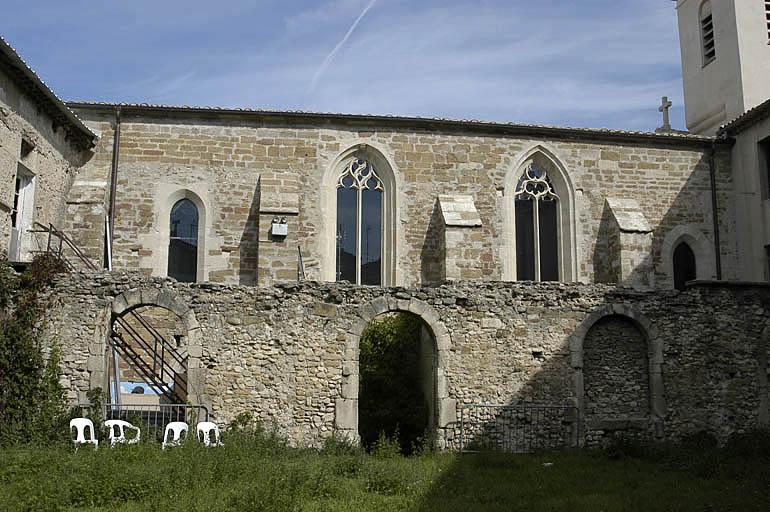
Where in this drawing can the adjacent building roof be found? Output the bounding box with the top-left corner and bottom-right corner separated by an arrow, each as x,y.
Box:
0,36 -> 97,149
718,97 -> 770,137
67,101 -> 721,147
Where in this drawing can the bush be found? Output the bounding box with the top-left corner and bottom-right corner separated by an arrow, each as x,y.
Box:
0,255 -> 68,445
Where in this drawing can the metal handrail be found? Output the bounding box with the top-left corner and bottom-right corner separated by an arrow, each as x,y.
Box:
459,403 -> 579,453
29,222 -> 99,270
110,321 -> 187,400
76,403 -> 210,440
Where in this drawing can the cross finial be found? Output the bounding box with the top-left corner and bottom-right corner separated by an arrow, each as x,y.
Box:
658,96 -> 673,131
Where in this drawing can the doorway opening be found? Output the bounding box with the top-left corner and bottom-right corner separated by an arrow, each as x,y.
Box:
358,312 -> 436,454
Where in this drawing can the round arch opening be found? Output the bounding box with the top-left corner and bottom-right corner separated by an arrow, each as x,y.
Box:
358,311 -> 438,453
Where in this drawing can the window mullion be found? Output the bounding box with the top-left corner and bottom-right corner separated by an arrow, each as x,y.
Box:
356,187 -> 362,285
533,198 -> 541,281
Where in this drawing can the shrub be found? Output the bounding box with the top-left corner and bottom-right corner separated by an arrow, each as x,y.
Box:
0,254 -> 68,445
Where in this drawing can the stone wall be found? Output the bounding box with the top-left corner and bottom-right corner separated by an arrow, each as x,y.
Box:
0,68 -> 90,261
68,106 -> 736,289
44,271 -> 769,448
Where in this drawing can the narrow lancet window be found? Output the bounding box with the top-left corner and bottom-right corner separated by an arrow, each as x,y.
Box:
673,242 -> 696,291
168,198 -> 198,282
515,163 -> 559,281
336,159 -> 383,285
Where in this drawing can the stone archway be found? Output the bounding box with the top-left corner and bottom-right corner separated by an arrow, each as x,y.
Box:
110,287 -> 204,404
335,296 -> 455,447
569,303 -> 664,445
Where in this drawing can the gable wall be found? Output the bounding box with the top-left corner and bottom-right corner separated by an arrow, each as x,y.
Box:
0,68 -> 90,260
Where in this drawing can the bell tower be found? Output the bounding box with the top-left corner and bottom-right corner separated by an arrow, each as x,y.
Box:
673,0 -> 770,135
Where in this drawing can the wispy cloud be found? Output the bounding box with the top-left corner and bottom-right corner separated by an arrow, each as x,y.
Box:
307,0 -> 378,93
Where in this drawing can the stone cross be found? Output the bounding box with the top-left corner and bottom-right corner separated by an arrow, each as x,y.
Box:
658,96 -> 673,131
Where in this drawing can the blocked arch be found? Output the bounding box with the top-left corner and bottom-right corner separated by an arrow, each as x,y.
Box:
660,225 -> 715,288
502,144 -> 578,282
334,297 -> 453,443
110,287 -> 204,404
319,142 -> 401,285
569,304 -> 665,438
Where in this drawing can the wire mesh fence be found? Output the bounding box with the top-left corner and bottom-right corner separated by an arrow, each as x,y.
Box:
459,403 -> 578,453
76,403 -> 210,442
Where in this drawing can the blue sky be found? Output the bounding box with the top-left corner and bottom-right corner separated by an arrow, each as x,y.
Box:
1,0 -> 686,132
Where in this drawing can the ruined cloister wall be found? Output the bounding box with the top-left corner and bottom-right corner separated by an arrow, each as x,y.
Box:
45,271 -> 769,448
69,107 -> 736,289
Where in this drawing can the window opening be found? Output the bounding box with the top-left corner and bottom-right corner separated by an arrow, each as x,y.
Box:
700,2 -> 715,65
514,163 -> 559,281
765,245 -> 770,282
335,159 -> 383,285
766,1 -> 770,42
19,139 -> 33,160
168,198 -> 198,283
759,136 -> 770,200
673,242 -> 696,291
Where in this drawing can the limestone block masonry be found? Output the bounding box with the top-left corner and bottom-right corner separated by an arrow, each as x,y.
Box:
67,106 -> 736,289
44,271 -> 770,448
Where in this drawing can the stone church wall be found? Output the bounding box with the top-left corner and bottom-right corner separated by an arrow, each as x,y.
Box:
45,271 -> 769,448
69,107 -> 735,289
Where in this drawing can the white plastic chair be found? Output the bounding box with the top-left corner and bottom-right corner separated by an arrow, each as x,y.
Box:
70,418 -> 98,451
197,421 -> 223,447
162,421 -> 188,449
104,419 -> 141,447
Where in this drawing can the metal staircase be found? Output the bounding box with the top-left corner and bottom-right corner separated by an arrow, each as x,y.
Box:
34,222 -> 188,403
111,310 -> 188,403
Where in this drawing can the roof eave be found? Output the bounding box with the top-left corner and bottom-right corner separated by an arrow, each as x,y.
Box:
0,37 -> 97,150
67,101 -> 721,148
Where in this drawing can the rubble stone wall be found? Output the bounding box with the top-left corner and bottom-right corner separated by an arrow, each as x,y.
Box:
0,69 -> 90,260
45,271 -> 769,448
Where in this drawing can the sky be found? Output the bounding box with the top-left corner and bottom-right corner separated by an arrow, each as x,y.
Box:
1,0 -> 686,132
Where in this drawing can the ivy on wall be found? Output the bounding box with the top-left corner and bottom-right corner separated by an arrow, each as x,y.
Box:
0,254 -> 67,444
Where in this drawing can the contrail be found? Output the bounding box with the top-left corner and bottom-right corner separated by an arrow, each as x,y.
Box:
308,0 -> 378,93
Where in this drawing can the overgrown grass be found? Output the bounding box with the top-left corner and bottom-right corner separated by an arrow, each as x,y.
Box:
2,429 -> 769,511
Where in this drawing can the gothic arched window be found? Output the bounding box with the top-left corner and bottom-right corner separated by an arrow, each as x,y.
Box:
336,159 -> 383,285
168,198 -> 199,283
673,241 -> 696,291
515,163 -> 559,281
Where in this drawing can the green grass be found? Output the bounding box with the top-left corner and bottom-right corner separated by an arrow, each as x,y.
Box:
2,430 -> 769,511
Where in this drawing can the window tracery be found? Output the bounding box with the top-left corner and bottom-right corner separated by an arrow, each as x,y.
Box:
514,163 -> 559,281
336,158 -> 384,285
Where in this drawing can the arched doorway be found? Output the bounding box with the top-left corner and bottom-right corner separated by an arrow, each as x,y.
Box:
358,312 -> 436,453
110,305 -> 189,406
334,297 -> 454,449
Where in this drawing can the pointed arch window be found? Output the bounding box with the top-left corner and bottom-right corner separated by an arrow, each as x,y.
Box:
336,158 -> 383,285
515,163 -> 559,281
673,242 -> 696,291
168,198 -> 199,283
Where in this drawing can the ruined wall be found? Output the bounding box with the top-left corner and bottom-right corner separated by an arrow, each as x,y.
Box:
0,69 -> 90,261
69,107 -> 735,288
44,272 -> 769,448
